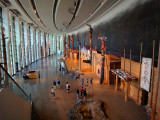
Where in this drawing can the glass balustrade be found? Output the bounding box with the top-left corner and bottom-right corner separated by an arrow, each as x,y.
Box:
0,64 -> 32,103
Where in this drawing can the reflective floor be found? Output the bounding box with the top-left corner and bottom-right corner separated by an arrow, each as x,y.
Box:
13,56 -> 150,120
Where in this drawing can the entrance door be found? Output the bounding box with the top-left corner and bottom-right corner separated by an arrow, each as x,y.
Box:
141,89 -> 148,105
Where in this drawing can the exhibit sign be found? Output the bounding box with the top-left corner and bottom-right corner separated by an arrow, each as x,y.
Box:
140,57 -> 152,92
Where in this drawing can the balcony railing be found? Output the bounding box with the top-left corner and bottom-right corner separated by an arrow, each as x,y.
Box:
0,64 -> 32,103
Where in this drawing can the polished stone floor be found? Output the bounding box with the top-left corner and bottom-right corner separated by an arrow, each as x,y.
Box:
13,56 -> 150,120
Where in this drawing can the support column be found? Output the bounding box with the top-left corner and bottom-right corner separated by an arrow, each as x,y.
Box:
55,36 -> 57,54
115,75 -> 118,90
79,42 -> 81,72
44,33 -> 47,57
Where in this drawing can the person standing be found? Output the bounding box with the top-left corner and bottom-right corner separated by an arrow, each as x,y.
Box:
83,88 -> 87,100
57,79 -> 60,88
80,87 -> 83,97
76,88 -> 79,99
38,71 -> 40,79
59,64 -> 61,71
51,87 -> 55,98
90,77 -> 93,85
53,80 -> 56,89
66,82 -> 70,93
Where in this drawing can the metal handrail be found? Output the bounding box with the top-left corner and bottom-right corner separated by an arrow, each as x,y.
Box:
0,64 -> 32,102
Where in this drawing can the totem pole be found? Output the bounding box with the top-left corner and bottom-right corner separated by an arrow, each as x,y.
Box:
68,35 -> 70,58
87,24 -> 93,64
2,27 -> 9,84
98,36 -> 107,84
63,34 -> 66,58
72,35 -> 74,59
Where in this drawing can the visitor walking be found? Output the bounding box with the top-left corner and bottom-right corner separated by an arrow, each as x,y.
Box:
51,87 -> 56,98
53,80 -> 56,89
76,88 -> 79,99
66,82 -> 70,93
59,64 -> 61,71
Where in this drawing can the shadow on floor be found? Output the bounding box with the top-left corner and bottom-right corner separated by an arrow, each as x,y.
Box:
31,103 -> 41,120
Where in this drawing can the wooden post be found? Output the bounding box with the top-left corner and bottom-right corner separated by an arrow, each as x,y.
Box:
130,49 -> 132,74
124,49 -> 125,71
107,55 -> 110,85
87,24 -> 93,63
125,81 -> 129,101
150,40 -> 155,107
115,75 -> 118,90
151,42 -> 160,120
137,42 -> 143,103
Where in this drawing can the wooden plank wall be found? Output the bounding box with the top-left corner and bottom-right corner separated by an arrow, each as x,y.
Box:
121,57 -> 160,119
121,57 -> 142,103
92,53 -> 101,78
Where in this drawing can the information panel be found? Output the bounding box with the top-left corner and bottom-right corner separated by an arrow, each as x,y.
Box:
140,57 -> 152,92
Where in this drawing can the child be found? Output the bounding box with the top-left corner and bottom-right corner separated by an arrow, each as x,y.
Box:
51,87 -> 55,98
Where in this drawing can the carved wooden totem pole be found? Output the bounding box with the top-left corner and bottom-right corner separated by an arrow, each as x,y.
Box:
98,36 -> 107,84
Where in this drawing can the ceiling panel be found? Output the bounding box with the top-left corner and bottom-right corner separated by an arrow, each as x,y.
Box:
18,0 -> 49,31
67,0 -> 120,32
63,0 -> 100,32
55,0 -> 76,31
35,0 -> 57,32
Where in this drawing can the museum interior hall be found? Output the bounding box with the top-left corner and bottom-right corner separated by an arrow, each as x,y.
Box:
0,0 -> 160,120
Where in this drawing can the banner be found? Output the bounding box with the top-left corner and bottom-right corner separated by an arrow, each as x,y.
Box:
140,57 -> 152,92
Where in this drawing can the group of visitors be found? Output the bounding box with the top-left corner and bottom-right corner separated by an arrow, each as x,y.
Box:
53,79 -> 60,89
51,79 -> 61,98
59,63 -> 65,72
76,87 -> 87,100
76,77 -> 93,100
50,77 -> 93,100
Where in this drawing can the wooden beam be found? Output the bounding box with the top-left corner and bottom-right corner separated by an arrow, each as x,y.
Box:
115,75 -> 118,90
151,42 -> 160,120
150,40 -> 155,107
124,49 -> 125,71
130,49 -> 132,75
137,42 -> 143,103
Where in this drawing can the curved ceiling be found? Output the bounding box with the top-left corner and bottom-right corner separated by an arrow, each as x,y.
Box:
9,0 -> 121,34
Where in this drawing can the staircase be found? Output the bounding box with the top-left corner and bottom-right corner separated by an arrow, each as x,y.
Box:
0,64 -> 32,120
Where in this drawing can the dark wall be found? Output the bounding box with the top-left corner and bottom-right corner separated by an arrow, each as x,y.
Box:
72,0 -> 160,66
